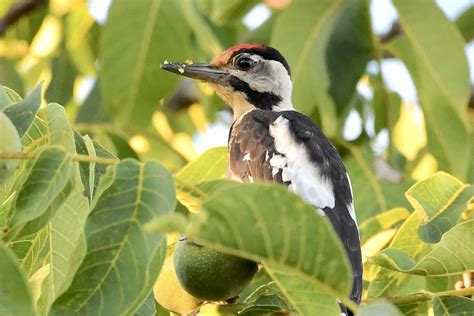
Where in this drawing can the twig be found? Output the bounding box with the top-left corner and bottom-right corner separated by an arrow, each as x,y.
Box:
0,0 -> 48,36
380,21 -> 402,44
380,287 -> 474,305
0,151 -> 118,165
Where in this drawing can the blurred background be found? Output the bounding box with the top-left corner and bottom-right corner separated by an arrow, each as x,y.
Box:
0,0 -> 472,224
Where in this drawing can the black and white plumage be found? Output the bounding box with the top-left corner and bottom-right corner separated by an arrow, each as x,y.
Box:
161,44 -> 362,308
228,109 -> 362,305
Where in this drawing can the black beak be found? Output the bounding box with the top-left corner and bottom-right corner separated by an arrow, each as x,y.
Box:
160,62 -> 229,84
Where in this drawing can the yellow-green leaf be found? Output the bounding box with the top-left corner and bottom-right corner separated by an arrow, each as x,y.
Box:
50,160 -> 175,315
405,172 -> 473,243
369,220 -> 473,276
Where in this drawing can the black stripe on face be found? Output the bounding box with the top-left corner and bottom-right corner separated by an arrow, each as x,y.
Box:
228,76 -> 282,110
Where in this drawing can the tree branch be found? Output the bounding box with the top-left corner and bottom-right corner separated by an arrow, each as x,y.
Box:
379,287 -> 474,305
379,21 -> 402,44
0,0 -> 48,36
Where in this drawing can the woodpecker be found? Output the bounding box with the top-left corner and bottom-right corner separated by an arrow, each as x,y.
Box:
161,44 -> 362,309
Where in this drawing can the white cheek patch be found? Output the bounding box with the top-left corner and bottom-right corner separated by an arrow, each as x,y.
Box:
269,115 -> 335,209
230,59 -> 294,110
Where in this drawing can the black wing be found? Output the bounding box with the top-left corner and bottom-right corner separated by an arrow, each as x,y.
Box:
228,109 -> 362,304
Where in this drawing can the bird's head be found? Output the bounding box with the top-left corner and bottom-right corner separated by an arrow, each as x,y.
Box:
161,44 -> 293,119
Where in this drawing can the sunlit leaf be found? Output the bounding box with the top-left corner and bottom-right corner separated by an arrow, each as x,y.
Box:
370,220 -> 473,276
405,172 -> 473,243
7,146 -> 71,230
359,208 -> 410,244
51,160 -> 175,315
367,213 -> 430,298
35,187 -> 90,314
0,240 -> 36,316
176,146 -> 227,184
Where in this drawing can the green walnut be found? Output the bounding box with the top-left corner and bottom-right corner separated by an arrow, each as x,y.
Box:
153,244 -> 202,314
0,112 -> 21,185
173,237 -> 258,301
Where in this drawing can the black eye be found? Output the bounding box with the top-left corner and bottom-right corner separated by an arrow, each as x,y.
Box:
236,57 -> 254,70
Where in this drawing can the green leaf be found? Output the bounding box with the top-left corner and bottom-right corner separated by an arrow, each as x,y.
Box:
432,295 -> 474,316
0,240 -> 36,316
22,103 -> 76,153
181,0 -> 224,57
370,74 -> 402,135
367,213 -> 429,298
356,300 -> 402,316
388,0 -> 471,179
342,144 -> 387,221
0,62 -> 24,99
1,103 -> 77,226
65,7 -> 97,76
51,159 -> 176,315
271,0 -> 344,136
326,0 -> 372,113
370,220 -> 473,275
175,146 -> 227,184
186,181 -> 352,314
405,172 -> 473,243
0,85 -> 22,109
455,5 -> 474,42
106,132 -> 139,160
133,294 -> 157,316
210,0 -> 259,26
45,50 -> 77,105
2,83 -> 42,137
359,207 -> 410,244
396,301 -> 429,316
75,82 -> 109,123
8,146 -> 72,230
100,0 -> 190,125
36,188 -> 90,314
265,266 -> 341,315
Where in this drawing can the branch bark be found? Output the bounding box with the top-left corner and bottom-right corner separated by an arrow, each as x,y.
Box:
0,0 -> 48,36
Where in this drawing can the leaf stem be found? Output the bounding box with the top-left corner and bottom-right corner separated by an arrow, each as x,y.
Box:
0,151 -> 118,165
381,287 -> 474,305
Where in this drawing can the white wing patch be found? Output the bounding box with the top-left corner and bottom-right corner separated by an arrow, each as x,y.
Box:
269,115 -> 335,209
